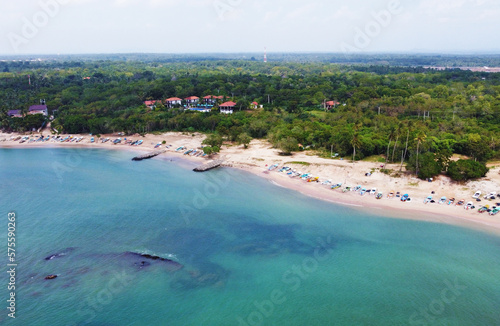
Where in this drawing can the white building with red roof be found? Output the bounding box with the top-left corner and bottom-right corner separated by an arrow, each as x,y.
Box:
219,101 -> 237,114
165,97 -> 182,107
144,100 -> 160,109
185,96 -> 199,105
325,100 -> 340,110
29,105 -> 48,116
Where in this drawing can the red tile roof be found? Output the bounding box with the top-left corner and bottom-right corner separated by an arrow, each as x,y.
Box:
144,100 -> 159,106
185,96 -> 199,100
165,97 -> 182,102
252,102 -> 258,105
8,110 -> 22,116
220,101 -> 237,107
326,101 -> 340,106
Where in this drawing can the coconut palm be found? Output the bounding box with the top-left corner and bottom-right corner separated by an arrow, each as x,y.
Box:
351,133 -> 360,162
414,131 -> 427,176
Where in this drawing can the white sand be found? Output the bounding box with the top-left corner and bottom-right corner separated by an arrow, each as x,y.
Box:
2,131 -> 500,235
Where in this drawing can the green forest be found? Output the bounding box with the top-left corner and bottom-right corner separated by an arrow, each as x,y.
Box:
1,54 -> 499,181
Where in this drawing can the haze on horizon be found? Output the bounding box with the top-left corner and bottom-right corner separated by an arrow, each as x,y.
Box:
1,0 -> 499,55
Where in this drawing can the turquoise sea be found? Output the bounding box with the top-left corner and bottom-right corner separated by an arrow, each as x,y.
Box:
1,148 -> 500,326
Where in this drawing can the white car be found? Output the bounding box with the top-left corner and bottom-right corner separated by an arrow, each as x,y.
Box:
484,192 -> 496,200
370,188 -> 377,195
472,191 -> 481,199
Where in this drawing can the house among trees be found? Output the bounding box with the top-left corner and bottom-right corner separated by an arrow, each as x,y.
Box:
144,100 -> 160,109
203,95 -> 216,105
325,100 -> 340,110
251,101 -> 259,109
185,96 -> 199,105
203,95 -> 224,105
7,110 -> 22,118
165,97 -> 182,108
219,101 -> 236,114
29,104 -> 48,116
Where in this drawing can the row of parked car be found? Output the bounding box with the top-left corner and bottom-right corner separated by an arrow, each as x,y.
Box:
472,191 -> 499,201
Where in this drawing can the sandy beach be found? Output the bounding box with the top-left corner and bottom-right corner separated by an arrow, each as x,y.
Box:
2,131 -> 500,235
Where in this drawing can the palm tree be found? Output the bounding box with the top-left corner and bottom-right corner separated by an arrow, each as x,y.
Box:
351,133 -> 360,162
350,123 -> 362,162
400,122 -> 412,172
391,123 -> 403,162
385,127 -> 396,166
415,131 -> 427,176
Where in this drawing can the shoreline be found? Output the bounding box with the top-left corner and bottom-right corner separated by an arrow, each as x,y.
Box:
2,131 -> 500,236
238,164 -> 500,236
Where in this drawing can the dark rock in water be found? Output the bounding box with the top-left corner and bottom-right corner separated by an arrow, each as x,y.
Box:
44,247 -> 76,261
134,261 -> 151,269
124,252 -> 183,271
45,274 -> 58,280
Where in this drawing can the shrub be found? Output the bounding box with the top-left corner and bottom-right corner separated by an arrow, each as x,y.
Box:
447,159 -> 488,181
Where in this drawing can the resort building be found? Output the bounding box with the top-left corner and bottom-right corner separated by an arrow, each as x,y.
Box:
7,110 -> 23,118
185,96 -> 200,105
29,105 -> 48,116
219,101 -> 236,114
325,100 -> 340,110
165,97 -> 182,108
144,100 -> 160,109
203,95 -> 220,105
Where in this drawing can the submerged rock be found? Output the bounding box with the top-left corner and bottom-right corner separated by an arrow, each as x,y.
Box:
45,274 -> 58,280
44,247 -> 76,261
134,261 -> 151,269
124,252 -> 183,271
171,261 -> 229,290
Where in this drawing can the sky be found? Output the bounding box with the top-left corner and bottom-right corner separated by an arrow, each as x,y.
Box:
0,0 -> 499,55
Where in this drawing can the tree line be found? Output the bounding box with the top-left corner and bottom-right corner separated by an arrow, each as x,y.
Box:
1,58 -> 499,181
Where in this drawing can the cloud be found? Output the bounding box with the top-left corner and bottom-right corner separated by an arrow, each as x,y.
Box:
331,5 -> 357,20
1,0 -> 499,54
285,3 -> 317,20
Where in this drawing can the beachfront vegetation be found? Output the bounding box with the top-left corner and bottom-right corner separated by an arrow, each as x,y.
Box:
278,137 -> 299,156
237,132 -> 252,149
1,54 -> 499,181
447,159 -> 489,181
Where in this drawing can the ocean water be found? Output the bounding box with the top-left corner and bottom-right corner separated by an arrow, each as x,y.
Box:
0,148 -> 499,326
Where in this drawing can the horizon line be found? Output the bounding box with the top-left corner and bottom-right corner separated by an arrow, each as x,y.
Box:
1,51 -> 500,57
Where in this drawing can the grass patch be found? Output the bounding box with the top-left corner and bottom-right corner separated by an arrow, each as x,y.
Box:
309,110 -> 327,119
253,158 -> 265,162
380,168 -> 393,175
286,161 -> 311,166
407,182 -> 419,187
362,155 -> 386,163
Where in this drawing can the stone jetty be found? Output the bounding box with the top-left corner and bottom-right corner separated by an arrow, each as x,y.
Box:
193,159 -> 224,172
132,150 -> 165,161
